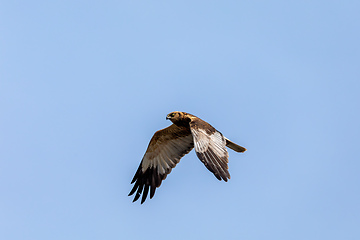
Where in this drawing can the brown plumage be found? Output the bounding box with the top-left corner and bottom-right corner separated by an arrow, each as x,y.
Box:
129,111 -> 246,204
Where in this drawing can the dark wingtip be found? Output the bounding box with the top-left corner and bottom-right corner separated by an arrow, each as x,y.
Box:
129,166 -> 165,204
133,192 -> 141,202
141,185 -> 149,204
128,185 -> 137,196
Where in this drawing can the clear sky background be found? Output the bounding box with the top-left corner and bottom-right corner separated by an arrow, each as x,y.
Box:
1,1 -> 360,239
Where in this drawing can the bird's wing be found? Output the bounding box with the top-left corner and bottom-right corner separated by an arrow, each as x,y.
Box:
189,118 -> 230,181
129,124 -> 194,204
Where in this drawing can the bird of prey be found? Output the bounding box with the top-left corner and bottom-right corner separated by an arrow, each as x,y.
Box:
129,111 -> 246,204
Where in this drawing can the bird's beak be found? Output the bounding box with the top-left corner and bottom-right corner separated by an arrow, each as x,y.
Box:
166,116 -> 170,120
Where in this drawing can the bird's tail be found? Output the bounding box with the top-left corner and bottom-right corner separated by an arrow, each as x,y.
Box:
225,137 -> 247,153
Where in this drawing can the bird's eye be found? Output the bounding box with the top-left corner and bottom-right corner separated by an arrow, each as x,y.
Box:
170,113 -> 175,117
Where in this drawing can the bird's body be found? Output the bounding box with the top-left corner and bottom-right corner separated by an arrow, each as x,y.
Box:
129,111 -> 246,204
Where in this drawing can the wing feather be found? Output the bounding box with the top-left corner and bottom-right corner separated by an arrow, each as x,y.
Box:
190,119 -> 230,181
129,124 -> 194,204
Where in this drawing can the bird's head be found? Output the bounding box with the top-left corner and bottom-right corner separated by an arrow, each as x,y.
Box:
166,111 -> 182,121
166,111 -> 193,126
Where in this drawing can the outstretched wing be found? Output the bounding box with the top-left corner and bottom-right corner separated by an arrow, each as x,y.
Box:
189,118 -> 230,181
129,124 -> 194,204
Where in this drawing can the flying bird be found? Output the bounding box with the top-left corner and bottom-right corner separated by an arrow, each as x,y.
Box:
129,111 -> 246,204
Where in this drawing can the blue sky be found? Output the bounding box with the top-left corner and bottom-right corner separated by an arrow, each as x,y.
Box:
1,1 -> 360,239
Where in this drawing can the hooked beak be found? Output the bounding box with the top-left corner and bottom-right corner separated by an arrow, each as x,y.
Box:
166,116 -> 170,120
